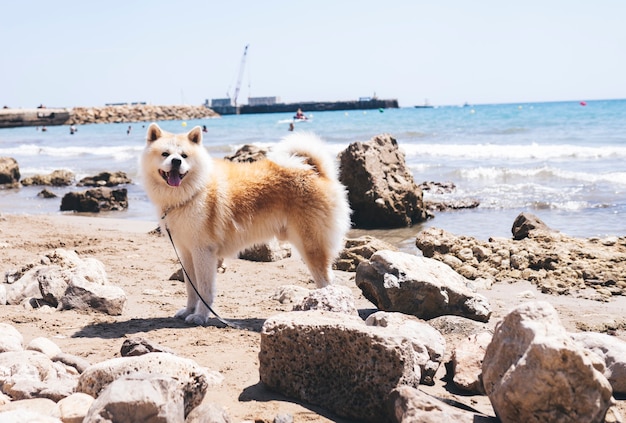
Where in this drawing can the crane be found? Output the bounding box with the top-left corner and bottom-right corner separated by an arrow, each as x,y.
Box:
231,44 -> 249,107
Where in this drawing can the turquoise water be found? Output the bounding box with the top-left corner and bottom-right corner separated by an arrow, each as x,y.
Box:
1,99 -> 625,244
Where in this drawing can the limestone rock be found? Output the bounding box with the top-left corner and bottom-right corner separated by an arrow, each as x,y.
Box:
365,311 -> 446,385
21,169 -> 74,186
77,353 -> 223,416
224,144 -> 267,162
54,392 -> 94,423
259,310 -> 421,422
60,187 -> 128,212
571,331 -> 626,394
0,157 -> 20,187
292,285 -> 358,315
449,331 -> 492,394
482,301 -> 613,423
83,374 -> 185,422
185,402 -> 232,423
77,171 -> 131,187
334,235 -> 398,272
387,385 -> 497,423
338,134 -> 430,228
238,238 -> 291,262
0,322 -> 24,352
120,337 -> 176,357
356,250 -> 491,322
512,211 -> 556,240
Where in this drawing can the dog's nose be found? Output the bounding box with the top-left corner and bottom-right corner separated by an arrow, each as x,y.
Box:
171,158 -> 182,168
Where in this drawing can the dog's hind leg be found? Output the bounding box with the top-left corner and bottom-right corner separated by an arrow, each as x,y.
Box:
184,246 -> 219,326
290,232 -> 335,288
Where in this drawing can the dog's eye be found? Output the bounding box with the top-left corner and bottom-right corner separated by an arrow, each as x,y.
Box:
181,153 -> 188,159
161,152 -> 169,157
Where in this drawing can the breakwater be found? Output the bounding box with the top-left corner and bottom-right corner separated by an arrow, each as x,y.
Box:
211,98 -> 399,115
0,105 -> 218,128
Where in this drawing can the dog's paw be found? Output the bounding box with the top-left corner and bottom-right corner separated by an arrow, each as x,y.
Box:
174,308 -> 193,320
185,313 -> 210,326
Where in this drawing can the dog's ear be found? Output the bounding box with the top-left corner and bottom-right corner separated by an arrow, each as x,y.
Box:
146,123 -> 162,143
188,126 -> 203,145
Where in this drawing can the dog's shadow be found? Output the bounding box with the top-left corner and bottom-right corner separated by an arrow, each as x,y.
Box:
71,316 -> 266,339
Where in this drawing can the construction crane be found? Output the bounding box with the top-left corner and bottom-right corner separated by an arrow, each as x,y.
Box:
231,44 -> 249,107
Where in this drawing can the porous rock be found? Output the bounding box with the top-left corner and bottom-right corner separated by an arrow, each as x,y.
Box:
338,134 -> 430,228
238,238 -> 291,262
21,169 -> 74,186
449,331 -> 492,394
292,285 -> 358,315
0,322 -> 24,352
365,311 -> 445,385
482,301 -> 613,423
77,171 -> 131,187
571,331 -> 626,394
77,352 -> 223,417
356,250 -> 491,322
387,385 -> 497,423
334,235 -> 398,272
259,310 -> 421,422
83,373 -> 185,422
54,392 -> 94,423
0,157 -> 20,187
60,187 -> 128,212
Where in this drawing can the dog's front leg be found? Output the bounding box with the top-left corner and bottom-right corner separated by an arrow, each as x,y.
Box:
184,246 -> 218,326
174,247 -> 199,320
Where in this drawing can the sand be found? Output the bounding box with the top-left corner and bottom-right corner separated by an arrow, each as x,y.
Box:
1,213 -> 625,422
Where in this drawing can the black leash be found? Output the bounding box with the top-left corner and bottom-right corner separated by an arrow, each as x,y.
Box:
161,214 -> 239,329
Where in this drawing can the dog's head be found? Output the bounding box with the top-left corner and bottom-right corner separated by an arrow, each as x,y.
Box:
142,123 -> 204,188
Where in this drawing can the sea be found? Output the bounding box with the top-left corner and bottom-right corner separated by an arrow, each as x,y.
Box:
1,99 -> 625,251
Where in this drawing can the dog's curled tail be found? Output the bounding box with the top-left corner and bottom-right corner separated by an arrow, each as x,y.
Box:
268,132 -> 340,181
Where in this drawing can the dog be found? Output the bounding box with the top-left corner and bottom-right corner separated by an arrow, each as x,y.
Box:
140,123 -> 351,325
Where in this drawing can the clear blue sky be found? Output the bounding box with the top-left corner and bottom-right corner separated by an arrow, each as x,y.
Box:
2,1 -> 625,108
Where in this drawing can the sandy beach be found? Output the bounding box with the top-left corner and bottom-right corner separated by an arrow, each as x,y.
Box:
1,213 -> 625,421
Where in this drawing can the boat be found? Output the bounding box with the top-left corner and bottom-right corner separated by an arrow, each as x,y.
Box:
414,99 -> 434,109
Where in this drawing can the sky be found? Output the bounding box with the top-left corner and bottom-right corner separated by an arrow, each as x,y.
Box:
2,1 -> 625,108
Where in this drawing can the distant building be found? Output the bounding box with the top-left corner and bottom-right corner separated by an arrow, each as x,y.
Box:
248,96 -> 281,106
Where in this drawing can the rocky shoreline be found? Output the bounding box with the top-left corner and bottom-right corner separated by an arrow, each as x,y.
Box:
67,104 -> 219,125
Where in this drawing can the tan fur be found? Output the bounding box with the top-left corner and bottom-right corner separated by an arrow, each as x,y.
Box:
140,123 -> 351,325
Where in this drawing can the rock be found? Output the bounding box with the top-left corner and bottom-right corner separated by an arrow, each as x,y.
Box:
77,171 -> 131,187
292,285 -> 358,315
54,392 -> 94,423
60,275 -> 127,315
512,212 -> 556,240
571,331 -> 626,394
0,350 -> 79,401
238,238 -> 291,262
356,250 -> 491,322
67,104 -> 218,125
225,144 -> 267,162
0,322 -> 24,352
365,311 -> 446,385
338,134 -> 430,228
0,406 -> 62,423
387,385 -> 497,423
60,187 -> 128,212
334,235 -> 398,272
449,331 -> 492,394
482,301 -> 613,423
26,337 -> 62,358
271,285 -> 310,304
52,353 -> 91,374
77,352 -> 223,417
83,374 -> 185,422
21,169 -> 74,186
120,337 -> 176,357
37,189 -> 57,198
259,310 -> 421,422
0,157 -> 20,187
185,402 -> 232,423
415,224 -> 626,297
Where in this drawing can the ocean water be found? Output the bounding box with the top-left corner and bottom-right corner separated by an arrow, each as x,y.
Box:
1,99 -> 625,248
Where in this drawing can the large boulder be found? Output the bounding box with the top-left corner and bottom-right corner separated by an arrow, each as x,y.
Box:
0,157 -> 20,187
259,310 -> 421,422
482,301 -> 613,423
338,134 -> 430,228
571,331 -> 626,394
60,187 -> 128,212
356,250 -> 491,322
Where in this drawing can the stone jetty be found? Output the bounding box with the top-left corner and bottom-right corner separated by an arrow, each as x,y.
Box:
0,104 -> 218,128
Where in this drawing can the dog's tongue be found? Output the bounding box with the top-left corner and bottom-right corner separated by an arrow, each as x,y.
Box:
167,170 -> 182,187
